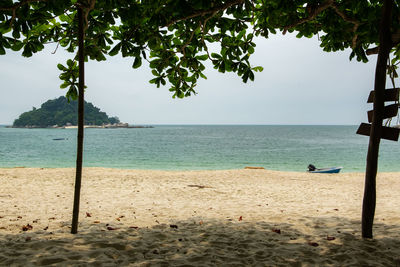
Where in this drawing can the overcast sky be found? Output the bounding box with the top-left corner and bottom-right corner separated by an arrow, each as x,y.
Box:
0,33 -> 378,125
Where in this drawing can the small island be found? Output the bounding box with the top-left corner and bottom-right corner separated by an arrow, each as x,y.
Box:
12,96 -> 152,129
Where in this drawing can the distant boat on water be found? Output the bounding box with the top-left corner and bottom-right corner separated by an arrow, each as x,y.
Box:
52,138 -> 68,141
307,164 -> 342,173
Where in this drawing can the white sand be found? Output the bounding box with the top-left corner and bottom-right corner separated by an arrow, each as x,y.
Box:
0,168 -> 399,266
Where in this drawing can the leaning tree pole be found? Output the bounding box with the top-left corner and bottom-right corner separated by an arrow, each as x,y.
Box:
359,0 -> 397,239
71,5 -> 86,235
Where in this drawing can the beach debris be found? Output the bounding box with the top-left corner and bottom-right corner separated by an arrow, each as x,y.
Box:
43,226 -> 48,231
48,217 -> 56,220
0,227 -> 6,230
170,224 -> 178,229
107,226 -> 118,231
86,212 -> 92,217
272,228 -> 281,234
17,216 -> 22,219
32,219 -> 39,223
244,166 -> 265,169
187,184 -> 212,189
199,220 -> 204,225
22,224 -> 33,231
333,208 -> 339,211
308,241 -> 319,247
129,226 -> 139,229
93,221 -> 100,224
238,216 -> 243,221
326,236 -> 336,241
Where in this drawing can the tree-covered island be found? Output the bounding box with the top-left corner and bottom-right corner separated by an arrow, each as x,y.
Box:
13,96 -> 123,128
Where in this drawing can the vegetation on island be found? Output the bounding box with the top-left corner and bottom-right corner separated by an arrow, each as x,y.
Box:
13,96 -> 119,128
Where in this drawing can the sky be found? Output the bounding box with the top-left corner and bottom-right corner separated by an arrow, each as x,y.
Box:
0,32 -> 378,125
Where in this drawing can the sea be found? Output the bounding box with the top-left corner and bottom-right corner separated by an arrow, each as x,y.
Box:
0,125 -> 399,172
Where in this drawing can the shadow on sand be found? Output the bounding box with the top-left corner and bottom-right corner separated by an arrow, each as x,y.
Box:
1,216 -> 400,266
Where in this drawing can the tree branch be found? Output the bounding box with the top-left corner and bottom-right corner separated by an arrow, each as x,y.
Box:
282,0 -> 334,35
282,0 -> 362,48
76,0 -> 96,31
366,30 -> 400,55
165,0 -> 245,27
0,0 -> 48,26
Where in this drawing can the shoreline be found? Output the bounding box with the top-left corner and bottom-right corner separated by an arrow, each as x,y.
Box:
1,166 -> 400,173
1,168 -> 399,265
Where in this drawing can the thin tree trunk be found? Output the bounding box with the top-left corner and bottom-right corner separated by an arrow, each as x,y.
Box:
362,0 -> 392,239
71,7 -> 85,234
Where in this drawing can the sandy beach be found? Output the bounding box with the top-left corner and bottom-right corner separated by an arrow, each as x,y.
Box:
0,168 -> 399,266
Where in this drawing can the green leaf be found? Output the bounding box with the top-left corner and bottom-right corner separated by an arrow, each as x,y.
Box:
248,45 -> 254,54
67,59 -> 74,68
57,63 -> 66,71
11,41 -> 23,51
211,53 -> 221,59
196,54 -> 208,61
132,57 -> 142,69
252,66 -> 263,72
60,82 -> 70,89
109,43 -> 121,56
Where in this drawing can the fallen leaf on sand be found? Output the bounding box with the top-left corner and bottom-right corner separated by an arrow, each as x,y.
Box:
238,216 -> 243,221
93,221 -> 100,224
187,185 -> 211,189
116,218 -> 120,221
272,229 -> 281,234
86,212 -> 92,217
326,236 -> 336,241
48,217 -> 56,220
333,208 -> 339,211
22,224 -> 33,231
308,242 -> 319,247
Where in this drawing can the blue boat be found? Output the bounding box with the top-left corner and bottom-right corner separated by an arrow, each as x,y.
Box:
307,164 -> 342,173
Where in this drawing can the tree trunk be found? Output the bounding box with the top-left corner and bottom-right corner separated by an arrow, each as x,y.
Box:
362,0 -> 392,239
71,7 -> 85,234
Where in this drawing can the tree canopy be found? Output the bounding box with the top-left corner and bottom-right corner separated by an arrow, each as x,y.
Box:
13,96 -> 120,127
0,0 -> 264,99
1,1 -> 399,96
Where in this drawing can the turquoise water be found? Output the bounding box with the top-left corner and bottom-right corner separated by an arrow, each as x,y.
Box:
0,125 -> 399,172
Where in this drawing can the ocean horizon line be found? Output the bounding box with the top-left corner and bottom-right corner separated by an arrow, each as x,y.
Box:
1,124 -> 360,127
